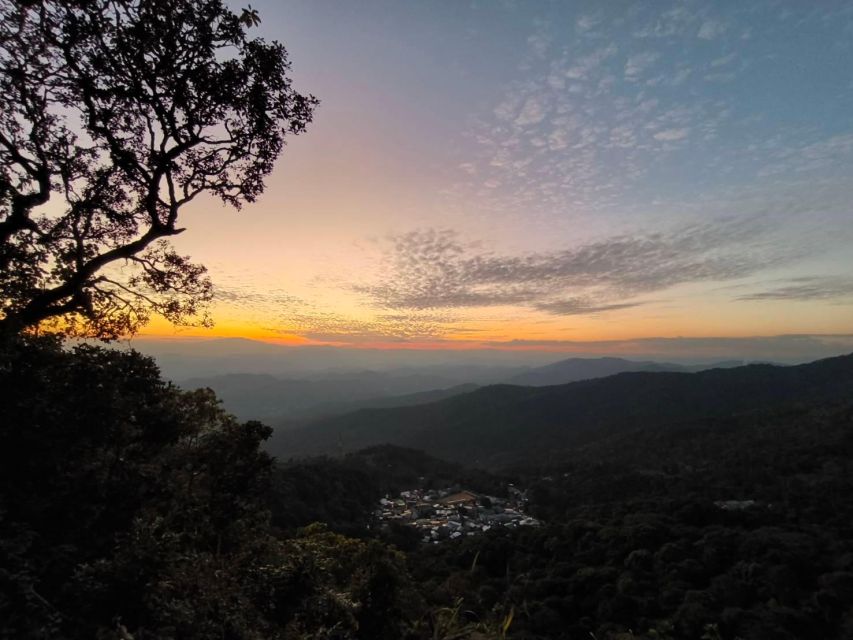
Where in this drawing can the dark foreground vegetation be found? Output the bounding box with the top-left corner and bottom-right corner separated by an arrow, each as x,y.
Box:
408,403 -> 853,639
3,336 -> 853,639
0,337 -> 422,639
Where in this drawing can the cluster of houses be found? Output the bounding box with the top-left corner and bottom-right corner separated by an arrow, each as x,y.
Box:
375,485 -> 540,543
714,499 -> 758,511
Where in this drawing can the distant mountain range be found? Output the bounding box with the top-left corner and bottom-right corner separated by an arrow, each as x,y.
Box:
505,356 -> 743,386
268,353 -> 853,467
130,337 -> 555,380
179,372 -> 478,422
179,356 -> 741,421
308,383 -> 480,419
127,335 -> 853,381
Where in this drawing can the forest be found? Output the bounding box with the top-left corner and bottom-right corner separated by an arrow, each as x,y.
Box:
4,336 -> 853,639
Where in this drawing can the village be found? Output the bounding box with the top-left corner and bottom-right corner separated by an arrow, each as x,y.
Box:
375,485 -> 540,543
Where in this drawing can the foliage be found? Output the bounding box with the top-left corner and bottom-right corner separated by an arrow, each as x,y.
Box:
0,337 -> 420,639
264,393 -> 853,638
269,445 -> 512,537
0,0 -> 317,338
404,404 -> 853,639
268,524 -> 424,640
4,335 -> 853,639
270,458 -> 380,537
0,335 -> 268,637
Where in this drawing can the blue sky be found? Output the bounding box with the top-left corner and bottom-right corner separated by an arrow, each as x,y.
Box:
161,1 -> 853,351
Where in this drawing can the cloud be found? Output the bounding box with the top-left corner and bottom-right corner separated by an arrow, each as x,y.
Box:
633,6 -> 695,38
697,19 -> 727,40
710,52 -> 736,68
576,12 -> 602,34
532,298 -> 645,316
215,285 -> 459,343
608,125 -> 638,148
527,32 -> 550,58
354,218 -> 782,315
450,2 -> 853,241
671,67 -> 692,85
653,127 -> 689,141
565,44 -> 618,80
757,133 -> 853,177
736,277 -> 853,302
493,94 -> 523,121
275,308 -> 457,343
214,287 -> 302,309
514,96 -> 548,126
704,71 -> 736,83
625,51 -> 661,79
480,334 -> 853,363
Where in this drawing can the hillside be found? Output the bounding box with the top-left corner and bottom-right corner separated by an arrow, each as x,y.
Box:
269,353 -> 853,467
407,401 -> 853,639
179,356 -> 748,422
179,371 -> 475,421
506,356 -> 743,386
297,383 -> 480,419
183,355 -> 746,421
269,444 -> 507,536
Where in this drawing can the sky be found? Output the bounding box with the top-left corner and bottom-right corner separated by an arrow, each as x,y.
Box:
141,0 -> 853,359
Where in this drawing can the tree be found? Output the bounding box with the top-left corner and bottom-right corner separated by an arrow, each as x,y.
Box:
0,335 -> 277,637
0,337 -> 428,639
0,0 -> 317,338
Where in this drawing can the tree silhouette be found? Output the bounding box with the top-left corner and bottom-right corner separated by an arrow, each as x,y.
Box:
0,0 -> 317,338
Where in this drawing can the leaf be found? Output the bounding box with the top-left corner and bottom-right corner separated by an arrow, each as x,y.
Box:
501,606 -> 514,636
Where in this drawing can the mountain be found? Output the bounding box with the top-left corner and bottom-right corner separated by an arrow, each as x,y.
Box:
305,383 -> 479,418
178,372 -> 477,422
504,356 -> 744,386
126,337 -> 552,380
174,355 -> 744,421
269,353 -> 853,467
188,355 -> 744,422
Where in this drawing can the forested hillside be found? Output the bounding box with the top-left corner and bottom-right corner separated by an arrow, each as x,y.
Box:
179,371 -> 477,422
5,337 -> 853,638
265,399 -> 853,639
505,356 -> 741,386
407,403 -> 853,639
272,355 -> 853,466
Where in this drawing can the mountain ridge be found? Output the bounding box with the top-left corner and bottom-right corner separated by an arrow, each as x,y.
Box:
178,371 -> 473,422
269,353 -> 853,467
505,356 -> 744,386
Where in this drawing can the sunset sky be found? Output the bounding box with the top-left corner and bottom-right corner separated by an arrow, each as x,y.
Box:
144,0 -> 853,354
